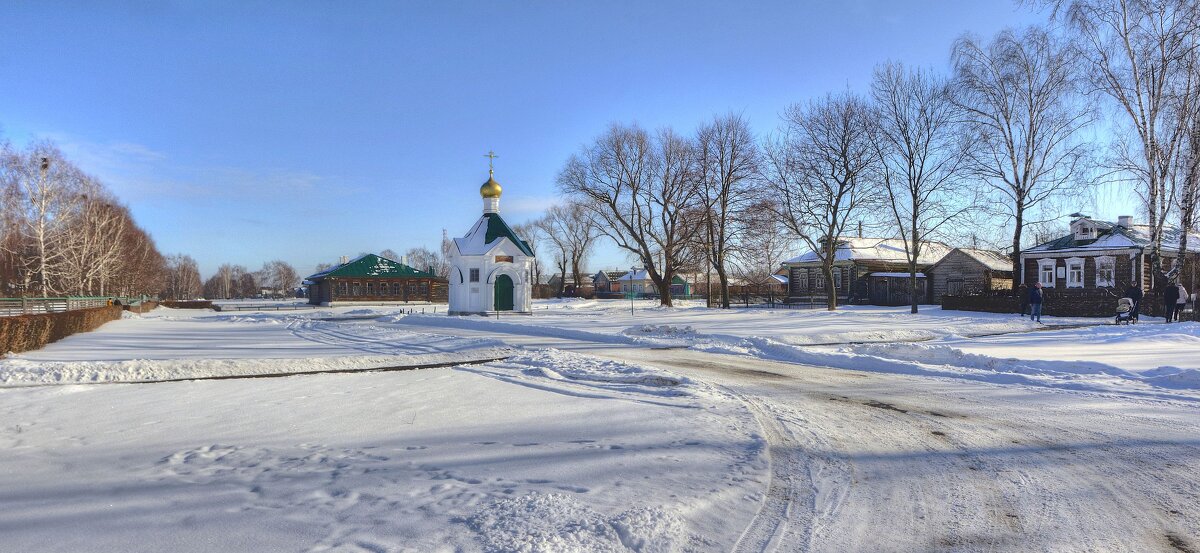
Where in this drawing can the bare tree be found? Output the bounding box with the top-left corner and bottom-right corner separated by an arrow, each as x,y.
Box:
1,142 -> 86,296
164,254 -> 203,300
558,124 -> 701,306
404,246 -> 448,277
872,62 -> 971,313
730,198 -> 795,297
1178,87 -> 1200,284
533,202 -> 598,297
1050,0 -> 1200,273
511,221 -> 544,291
764,92 -> 882,310
260,260 -> 298,296
696,113 -> 760,308
952,26 -> 1092,287
530,214 -> 569,297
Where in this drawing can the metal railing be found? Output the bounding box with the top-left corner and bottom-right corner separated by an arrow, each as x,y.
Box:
0,296 -> 122,317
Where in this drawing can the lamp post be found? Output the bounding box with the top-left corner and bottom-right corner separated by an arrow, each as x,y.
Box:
630,266 -> 638,317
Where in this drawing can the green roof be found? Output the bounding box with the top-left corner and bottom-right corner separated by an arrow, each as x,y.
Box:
305,254 -> 436,281
485,213 -> 535,257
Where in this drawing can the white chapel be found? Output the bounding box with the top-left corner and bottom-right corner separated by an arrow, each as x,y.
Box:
446,157 -> 535,315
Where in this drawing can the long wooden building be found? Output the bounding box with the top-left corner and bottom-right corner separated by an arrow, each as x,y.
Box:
783,238 -> 951,306
303,254 -> 447,306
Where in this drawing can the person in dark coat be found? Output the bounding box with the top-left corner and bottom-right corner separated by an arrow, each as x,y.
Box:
1164,281 -> 1180,323
1123,283 -> 1143,322
1029,281 -> 1044,323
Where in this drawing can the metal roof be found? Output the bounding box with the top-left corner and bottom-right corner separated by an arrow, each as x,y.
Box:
305,254 -> 436,281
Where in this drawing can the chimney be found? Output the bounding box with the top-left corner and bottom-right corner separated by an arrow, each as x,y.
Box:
400,255 -> 408,266
339,255 -> 349,265
1117,215 -> 1133,228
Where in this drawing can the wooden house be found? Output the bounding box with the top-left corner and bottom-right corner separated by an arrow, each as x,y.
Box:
591,270 -> 629,298
304,254 -> 445,306
783,238 -> 951,306
546,273 -> 595,297
1019,215 -> 1200,294
926,248 -> 1013,303
616,269 -> 690,297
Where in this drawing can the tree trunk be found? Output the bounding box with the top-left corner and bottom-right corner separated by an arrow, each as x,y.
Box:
656,275 -> 673,307
716,264 -> 730,309
909,259 -> 919,314
823,262 -> 837,311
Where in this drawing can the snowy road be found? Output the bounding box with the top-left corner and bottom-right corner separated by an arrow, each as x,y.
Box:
391,316 -> 1200,552
2,305 -> 1198,552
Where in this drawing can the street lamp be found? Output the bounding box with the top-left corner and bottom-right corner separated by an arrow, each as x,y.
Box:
630,266 -> 638,317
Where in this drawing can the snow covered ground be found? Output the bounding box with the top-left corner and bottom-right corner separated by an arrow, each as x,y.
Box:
1,300 -> 1197,552
0,307 -> 508,386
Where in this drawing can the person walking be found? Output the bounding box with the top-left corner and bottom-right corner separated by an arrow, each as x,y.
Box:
1163,281 -> 1180,323
1176,282 -> 1188,322
1029,281 -> 1044,323
1124,282 -> 1143,323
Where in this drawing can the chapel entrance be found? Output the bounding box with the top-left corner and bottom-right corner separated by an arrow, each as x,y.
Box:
494,274 -> 514,311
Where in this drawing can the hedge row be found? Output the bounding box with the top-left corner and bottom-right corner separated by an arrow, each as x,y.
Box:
160,300 -> 213,309
0,305 -> 122,354
123,301 -> 159,314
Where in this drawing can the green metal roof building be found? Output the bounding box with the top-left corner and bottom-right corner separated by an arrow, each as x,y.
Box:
303,254 -> 446,306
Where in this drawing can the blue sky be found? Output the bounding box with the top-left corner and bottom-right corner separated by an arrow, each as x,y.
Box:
1,1 -> 1058,277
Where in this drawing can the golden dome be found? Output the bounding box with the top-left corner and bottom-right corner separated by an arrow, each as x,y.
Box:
480,174 -> 502,198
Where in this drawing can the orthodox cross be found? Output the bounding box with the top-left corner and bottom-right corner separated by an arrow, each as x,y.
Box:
483,150 -> 498,176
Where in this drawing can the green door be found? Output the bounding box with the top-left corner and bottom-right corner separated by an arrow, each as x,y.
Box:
494,274 -> 514,311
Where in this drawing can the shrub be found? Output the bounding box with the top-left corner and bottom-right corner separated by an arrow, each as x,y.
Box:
0,306 -> 122,354
160,300 -> 213,309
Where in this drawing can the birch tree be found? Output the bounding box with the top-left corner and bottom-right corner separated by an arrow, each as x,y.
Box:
952,26 -> 1092,287
1051,0 -> 1200,273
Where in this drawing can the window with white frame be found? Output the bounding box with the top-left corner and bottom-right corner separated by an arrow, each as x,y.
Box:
1066,257 -> 1084,288
833,269 -> 842,289
1095,256 -> 1115,287
814,273 -> 825,291
1038,259 -> 1055,287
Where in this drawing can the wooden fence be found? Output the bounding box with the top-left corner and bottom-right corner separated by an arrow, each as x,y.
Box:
0,297 -> 128,317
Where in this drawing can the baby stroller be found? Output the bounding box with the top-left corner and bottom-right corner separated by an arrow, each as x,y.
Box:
1115,297 -> 1136,325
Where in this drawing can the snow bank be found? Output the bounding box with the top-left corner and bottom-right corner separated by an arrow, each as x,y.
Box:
621,324 -> 697,346
0,349 -> 509,386
689,336 -> 1200,401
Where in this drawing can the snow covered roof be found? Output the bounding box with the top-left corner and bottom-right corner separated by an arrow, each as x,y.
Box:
784,238 -> 952,266
594,270 -> 629,282
771,274 -> 788,284
616,270 -> 686,285
454,213 -> 535,257
869,272 -> 926,278
957,248 -> 1013,271
304,254 -> 435,282
1023,218 -> 1200,255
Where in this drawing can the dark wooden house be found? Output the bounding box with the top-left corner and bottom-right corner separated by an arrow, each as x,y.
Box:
304,254 -> 447,306
783,238 -> 951,306
1019,215 -> 1200,297
926,248 -> 1013,303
